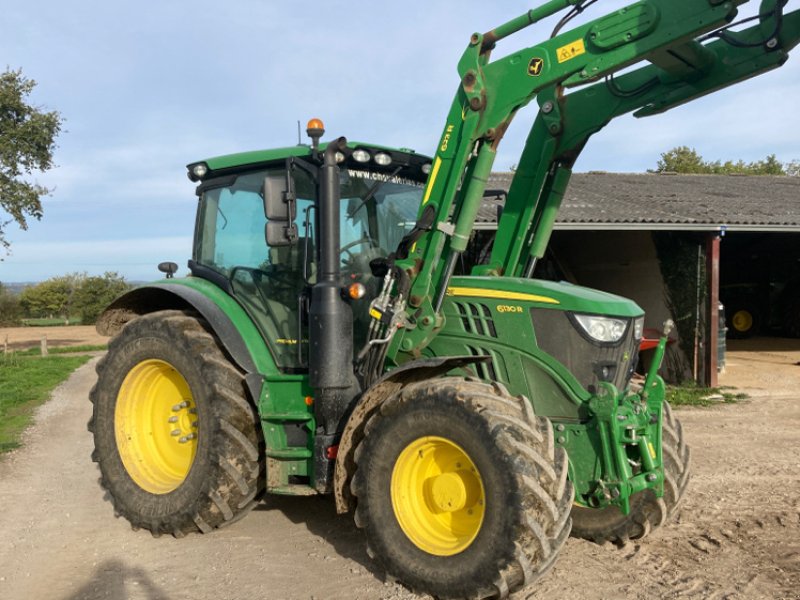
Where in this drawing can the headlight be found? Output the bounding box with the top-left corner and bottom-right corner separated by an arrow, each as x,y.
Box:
573,314 -> 628,344
633,316 -> 644,340
335,151 -> 346,163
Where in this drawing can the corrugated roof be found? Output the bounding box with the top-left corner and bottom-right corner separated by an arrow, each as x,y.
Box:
478,172 -> 800,231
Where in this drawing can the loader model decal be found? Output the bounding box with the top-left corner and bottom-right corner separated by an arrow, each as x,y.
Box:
528,57 -> 545,76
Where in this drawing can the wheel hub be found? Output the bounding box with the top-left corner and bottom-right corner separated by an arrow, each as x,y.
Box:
732,309 -> 753,332
115,359 -> 198,494
391,436 -> 485,556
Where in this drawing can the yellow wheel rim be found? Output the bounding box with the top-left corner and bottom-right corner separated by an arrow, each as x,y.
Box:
391,436 -> 485,556
732,310 -> 753,333
115,359 -> 198,494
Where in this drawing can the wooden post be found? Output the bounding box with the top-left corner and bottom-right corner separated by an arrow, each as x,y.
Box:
705,233 -> 721,388
40,335 -> 48,357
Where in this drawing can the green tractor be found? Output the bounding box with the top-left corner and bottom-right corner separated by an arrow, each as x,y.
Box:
90,1 -> 798,597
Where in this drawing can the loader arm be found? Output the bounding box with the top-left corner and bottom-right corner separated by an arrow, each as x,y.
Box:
493,2 -> 800,278
385,0 -> 798,360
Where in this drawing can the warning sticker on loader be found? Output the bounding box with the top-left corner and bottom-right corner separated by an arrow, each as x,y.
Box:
556,39 -> 586,63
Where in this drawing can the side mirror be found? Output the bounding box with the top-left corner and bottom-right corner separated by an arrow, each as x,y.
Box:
263,172 -> 298,246
157,261 -> 178,279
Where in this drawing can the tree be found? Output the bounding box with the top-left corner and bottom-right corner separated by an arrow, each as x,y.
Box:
0,69 -> 63,252
654,147 -> 790,176
19,273 -> 82,323
72,272 -> 131,324
0,282 -> 22,326
655,146 -> 707,174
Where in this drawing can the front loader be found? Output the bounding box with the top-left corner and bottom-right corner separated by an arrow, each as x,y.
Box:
90,1 -> 799,598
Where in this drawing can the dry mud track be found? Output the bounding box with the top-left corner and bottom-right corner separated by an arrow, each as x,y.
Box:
0,325 -> 109,351
0,355 -> 798,600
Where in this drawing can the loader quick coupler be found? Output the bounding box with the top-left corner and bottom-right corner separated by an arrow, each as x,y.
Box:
584,381 -> 665,514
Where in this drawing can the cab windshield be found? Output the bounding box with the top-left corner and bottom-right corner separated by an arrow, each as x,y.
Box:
192,166 -> 425,369
194,168 -> 424,277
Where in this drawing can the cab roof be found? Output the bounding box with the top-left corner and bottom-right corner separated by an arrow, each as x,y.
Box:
190,141 -> 431,178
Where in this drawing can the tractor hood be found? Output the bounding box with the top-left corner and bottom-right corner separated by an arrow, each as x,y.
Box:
446,276 -> 643,318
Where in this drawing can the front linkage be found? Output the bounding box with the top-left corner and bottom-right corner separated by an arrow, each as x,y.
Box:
567,322 -> 673,513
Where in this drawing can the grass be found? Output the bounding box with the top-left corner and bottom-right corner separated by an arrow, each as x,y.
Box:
0,354 -> 92,453
15,344 -> 107,357
21,317 -> 82,327
666,382 -> 749,407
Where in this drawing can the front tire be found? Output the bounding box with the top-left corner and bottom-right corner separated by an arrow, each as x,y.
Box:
351,378 -> 573,599
89,310 -> 265,537
570,401 -> 690,545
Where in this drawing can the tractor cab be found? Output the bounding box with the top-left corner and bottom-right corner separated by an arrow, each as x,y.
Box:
187,142 -> 430,370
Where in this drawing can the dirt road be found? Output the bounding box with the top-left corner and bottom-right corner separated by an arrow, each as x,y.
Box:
0,342 -> 798,600
0,325 -> 108,351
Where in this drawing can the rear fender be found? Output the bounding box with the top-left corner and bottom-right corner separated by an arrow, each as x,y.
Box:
333,355 -> 489,513
97,281 -> 279,388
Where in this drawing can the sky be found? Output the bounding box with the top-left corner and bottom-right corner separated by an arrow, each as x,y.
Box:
1,0 -> 798,283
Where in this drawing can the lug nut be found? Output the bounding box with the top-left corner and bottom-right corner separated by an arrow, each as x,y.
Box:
168,416 -> 178,423
178,436 -> 188,443
171,429 -> 181,436
617,414 -> 627,421
556,424 -> 565,432
647,473 -> 657,482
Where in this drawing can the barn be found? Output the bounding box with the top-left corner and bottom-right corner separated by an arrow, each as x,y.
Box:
475,172 -> 800,386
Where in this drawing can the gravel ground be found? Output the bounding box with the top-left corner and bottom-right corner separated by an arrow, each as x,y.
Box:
0,339 -> 798,600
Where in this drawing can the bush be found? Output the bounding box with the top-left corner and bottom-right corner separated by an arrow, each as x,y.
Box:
73,272 -> 131,325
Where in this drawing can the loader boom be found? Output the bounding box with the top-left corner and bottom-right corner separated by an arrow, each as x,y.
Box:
387,0 -> 799,360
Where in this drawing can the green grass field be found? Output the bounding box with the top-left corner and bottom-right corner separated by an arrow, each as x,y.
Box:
15,344 -> 107,357
0,354 -> 92,453
21,317 -> 83,326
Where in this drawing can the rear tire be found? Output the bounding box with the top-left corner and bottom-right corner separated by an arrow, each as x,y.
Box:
89,310 -> 265,537
570,401 -> 690,545
351,378 -> 573,599
726,302 -> 760,339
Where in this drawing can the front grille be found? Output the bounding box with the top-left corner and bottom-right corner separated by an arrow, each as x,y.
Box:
466,345 -> 498,381
454,302 -> 498,338
530,308 -> 639,393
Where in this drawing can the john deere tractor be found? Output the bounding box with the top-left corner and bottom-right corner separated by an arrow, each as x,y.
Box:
90,1 -> 798,597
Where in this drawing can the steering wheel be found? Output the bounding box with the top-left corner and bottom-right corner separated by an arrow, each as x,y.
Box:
339,236 -> 380,260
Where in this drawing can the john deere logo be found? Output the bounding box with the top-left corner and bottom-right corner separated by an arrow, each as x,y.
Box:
528,57 -> 544,76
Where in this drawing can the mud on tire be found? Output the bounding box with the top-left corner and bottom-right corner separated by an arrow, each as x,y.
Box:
350,377 -> 573,599
570,401 -> 691,545
89,310 -> 265,537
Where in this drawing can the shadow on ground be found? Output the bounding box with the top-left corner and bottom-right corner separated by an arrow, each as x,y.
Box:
65,559 -> 169,600
254,494 -> 381,577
